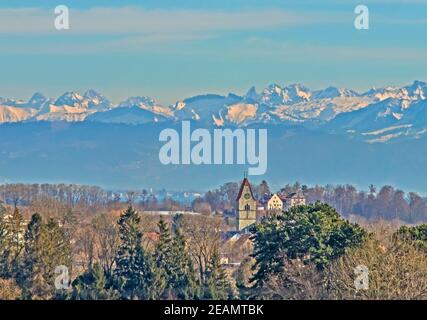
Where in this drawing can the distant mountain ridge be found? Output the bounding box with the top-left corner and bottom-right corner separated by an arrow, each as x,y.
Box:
1,120 -> 427,192
1,81 -> 427,143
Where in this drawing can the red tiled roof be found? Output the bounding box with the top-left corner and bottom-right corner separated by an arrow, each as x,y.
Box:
287,192 -> 305,199
236,178 -> 255,201
144,232 -> 159,242
278,192 -> 305,200
278,193 -> 287,201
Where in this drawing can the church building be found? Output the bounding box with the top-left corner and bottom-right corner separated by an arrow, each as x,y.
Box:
236,177 -> 257,231
235,177 -> 307,232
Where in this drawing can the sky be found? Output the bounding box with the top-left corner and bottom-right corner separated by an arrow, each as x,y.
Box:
0,0 -> 427,105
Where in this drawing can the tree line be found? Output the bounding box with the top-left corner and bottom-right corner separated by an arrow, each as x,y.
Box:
0,183 -> 185,213
239,203 -> 427,299
0,202 -> 233,300
2,182 -> 427,223
195,181 -> 427,223
1,201 -> 426,300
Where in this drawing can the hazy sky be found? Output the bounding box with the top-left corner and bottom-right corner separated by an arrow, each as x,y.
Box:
1,0 -> 426,105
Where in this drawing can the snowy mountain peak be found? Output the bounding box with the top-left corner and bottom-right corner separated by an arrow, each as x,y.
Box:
404,80 -> 426,100
84,89 -> 101,99
54,91 -> 85,107
260,83 -> 311,105
361,81 -> 426,103
285,83 -> 312,101
0,97 -> 18,106
119,96 -> 157,108
118,96 -> 173,119
266,83 -> 282,92
27,92 -> 48,109
312,86 -> 359,99
244,86 -> 259,103
260,84 -> 284,105
411,80 -> 427,87
83,89 -> 111,110
29,92 -> 46,102
0,81 -> 426,135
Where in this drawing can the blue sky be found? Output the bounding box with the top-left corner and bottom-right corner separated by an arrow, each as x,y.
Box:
0,0 -> 426,104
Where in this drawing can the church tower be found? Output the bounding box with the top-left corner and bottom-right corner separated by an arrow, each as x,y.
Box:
236,177 -> 257,231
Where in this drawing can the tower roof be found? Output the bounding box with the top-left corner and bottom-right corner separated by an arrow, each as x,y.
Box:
236,177 -> 255,201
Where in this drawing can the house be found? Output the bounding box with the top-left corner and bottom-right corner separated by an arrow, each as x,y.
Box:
267,193 -> 283,211
235,177 -> 307,231
281,191 -> 306,210
256,193 -> 270,211
256,193 -> 283,220
222,232 -> 254,264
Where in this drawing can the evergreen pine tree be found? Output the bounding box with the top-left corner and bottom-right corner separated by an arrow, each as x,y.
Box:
43,218 -> 73,282
38,218 -> 72,299
137,251 -> 166,300
61,209 -> 78,245
8,207 -> 25,269
114,206 -> 143,299
114,206 -> 166,299
154,218 -> 221,299
154,219 -> 199,299
172,213 -> 184,233
0,207 -> 25,279
12,214 -> 72,299
154,219 -> 173,298
203,251 -> 233,300
18,213 -> 43,299
156,219 -> 173,265
0,201 -> 5,215
71,263 -> 118,300
250,202 -> 367,289
170,228 -> 199,299
0,208 -> 8,278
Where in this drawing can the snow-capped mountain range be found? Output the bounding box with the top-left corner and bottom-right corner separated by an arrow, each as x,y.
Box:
1,81 -> 427,143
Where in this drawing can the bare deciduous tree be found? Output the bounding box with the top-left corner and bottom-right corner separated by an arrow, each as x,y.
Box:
92,212 -> 120,276
181,215 -> 224,283
0,278 -> 22,299
326,231 -> 427,300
